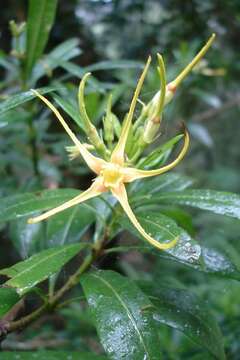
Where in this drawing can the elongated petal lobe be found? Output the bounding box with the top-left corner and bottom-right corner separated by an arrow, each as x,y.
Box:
28,177 -> 105,224
112,183 -> 178,250
31,90 -> 105,174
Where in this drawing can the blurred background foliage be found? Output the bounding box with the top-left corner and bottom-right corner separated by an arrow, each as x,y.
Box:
0,0 -> 240,359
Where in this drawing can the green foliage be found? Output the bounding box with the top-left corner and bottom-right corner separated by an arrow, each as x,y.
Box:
0,352 -> 107,360
25,0 -> 58,79
141,284 -> 225,359
0,1 -> 239,359
81,270 -> 162,360
1,244 -> 86,295
0,288 -> 20,318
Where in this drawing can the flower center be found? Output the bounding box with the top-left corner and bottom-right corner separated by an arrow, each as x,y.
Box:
101,163 -> 124,189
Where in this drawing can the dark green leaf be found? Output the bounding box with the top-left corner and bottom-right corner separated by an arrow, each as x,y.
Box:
130,173 -> 193,197
141,190 -> 240,219
0,352 -> 107,360
25,0 -> 58,78
0,287 -> 20,318
160,207 -> 195,236
9,216 -> 45,258
141,284 -> 225,360
81,270 -> 162,360
0,87 -> 58,116
0,244 -> 86,295
46,205 -> 95,247
196,247 -> 240,280
118,211 -> 201,265
105,245 -> 240,280
0,189 -> 82,222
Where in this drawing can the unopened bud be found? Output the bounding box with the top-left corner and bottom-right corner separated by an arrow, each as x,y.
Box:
143,116 -> 161,144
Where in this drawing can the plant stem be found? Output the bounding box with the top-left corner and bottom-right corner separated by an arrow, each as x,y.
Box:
49,253 -> 93,308
27,116 -> 40,177
7,252 -> 94,334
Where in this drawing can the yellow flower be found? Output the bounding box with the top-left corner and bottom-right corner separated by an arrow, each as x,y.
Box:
28,35 -> 215,251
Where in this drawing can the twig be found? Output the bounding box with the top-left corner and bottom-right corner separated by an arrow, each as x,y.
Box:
191,93 -> 240,123
7,252 -> 94,334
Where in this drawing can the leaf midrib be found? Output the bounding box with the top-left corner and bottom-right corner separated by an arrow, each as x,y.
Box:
91,273 -> 150,359
7,245 -> 79,284
138,215 -> 177,239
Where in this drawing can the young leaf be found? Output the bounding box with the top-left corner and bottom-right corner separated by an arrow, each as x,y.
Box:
0,244 -> 86,295
141,284 -> 226,360
141,190 -> 240,219
81,270 -> 162,360
0,352 -> 107,360
0,287 -> 20,318
25,0 -> 58,78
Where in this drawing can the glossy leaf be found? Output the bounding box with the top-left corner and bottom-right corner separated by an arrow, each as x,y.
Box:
106,245 -> 240,281
25,0 -> 58,78
141,284 -> 225,360
46,205 -> 95,247
130,173 -> 193,197
0,287 -> 20,318
0,244 -> 86,295
0,188 -> 83,222
81,270 -> 162,360
141,190 -> 240,219
9,216 -> 45,258
0,352 -> 107,360
0,87 -> 58,116
118,211 -> 201,265
195,247 -> 240,280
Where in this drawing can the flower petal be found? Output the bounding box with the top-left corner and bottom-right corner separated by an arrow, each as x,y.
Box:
28,177 -> 105,224
123,125 -> 190,182
110,56 -> 151,165
168,34 -> 215,90
112,183 -> 178,250
31,90 -> 105,174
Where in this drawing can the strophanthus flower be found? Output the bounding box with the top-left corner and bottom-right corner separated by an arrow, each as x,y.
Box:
28,35 -> 215,251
